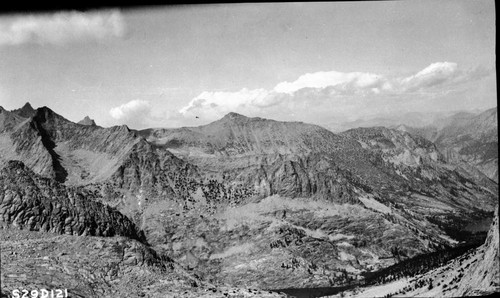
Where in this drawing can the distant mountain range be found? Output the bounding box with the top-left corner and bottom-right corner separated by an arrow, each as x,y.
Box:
325,109 -> 487,132
325,107 -> 498,182
0,103 -> 498,296
396,107 -> 498,182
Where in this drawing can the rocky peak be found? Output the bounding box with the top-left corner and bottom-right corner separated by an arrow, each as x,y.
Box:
78,116 -> 97,126
225,111 -> 247,118
220,112 -> 251,123
28,106 -> 71,129
11,102 -> 36,118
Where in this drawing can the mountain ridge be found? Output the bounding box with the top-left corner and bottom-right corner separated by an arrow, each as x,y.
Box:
1,104 -> 498,293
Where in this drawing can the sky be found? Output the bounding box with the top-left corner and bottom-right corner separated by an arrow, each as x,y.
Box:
0,0 -> 496,129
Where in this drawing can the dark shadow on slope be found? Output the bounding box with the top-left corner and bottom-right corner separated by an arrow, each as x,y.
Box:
362,243 -> 480,285
269,284 -> 359,298
30,120 -> 68,183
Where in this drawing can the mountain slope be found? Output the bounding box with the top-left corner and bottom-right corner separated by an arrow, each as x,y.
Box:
142,114 -> 497,214
1,107 -> 58,180
2,105 -> 498,291
0,161 -> 285,298
136,112 -> 497,288
1,106 -> 197,196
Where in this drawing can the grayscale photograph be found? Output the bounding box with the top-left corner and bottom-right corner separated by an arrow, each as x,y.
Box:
0,1 -> 498,297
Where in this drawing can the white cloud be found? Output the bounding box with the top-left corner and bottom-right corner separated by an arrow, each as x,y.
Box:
399,62 -> 458,91
0,10 -> 125,46
179,88 -> 278,119
178,62 -> 490,124
274,71 -> 386,94
109,99 -> 151,128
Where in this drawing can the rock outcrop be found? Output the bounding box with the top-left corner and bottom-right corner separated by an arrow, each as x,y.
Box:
0,160 -> 146,243
450,205 -> 500,296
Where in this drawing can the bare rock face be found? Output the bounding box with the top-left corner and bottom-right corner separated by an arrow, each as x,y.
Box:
0,160 -> 146,243
453,205 -> 500,296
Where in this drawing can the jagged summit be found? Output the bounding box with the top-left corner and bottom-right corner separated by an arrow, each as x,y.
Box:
78,115 -> 97,126
11,102 -> 36,118
21,102 -> 34,111
29,106 -> 74,132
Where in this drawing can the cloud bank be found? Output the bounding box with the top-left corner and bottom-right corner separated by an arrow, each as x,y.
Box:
0,10 -> 125,46
274,71 -> 387,95
107,62 -> 491,129
179,62 -> 491,122
109,99 -> 151,128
